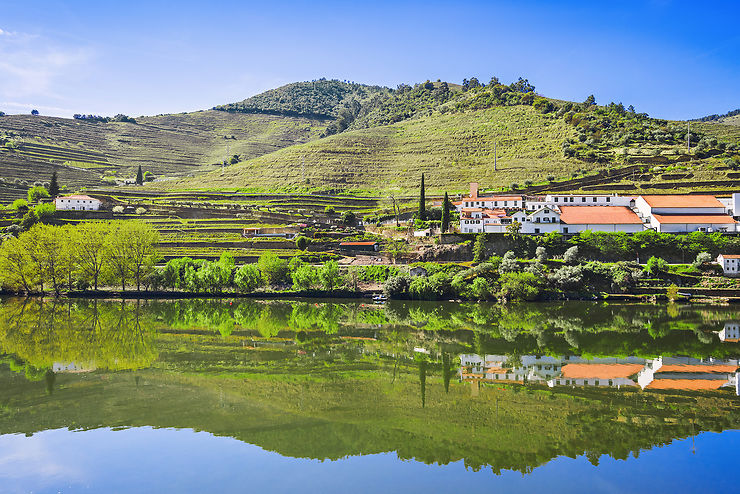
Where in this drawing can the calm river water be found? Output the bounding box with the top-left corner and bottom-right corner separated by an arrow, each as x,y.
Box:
1,298 -> 738,493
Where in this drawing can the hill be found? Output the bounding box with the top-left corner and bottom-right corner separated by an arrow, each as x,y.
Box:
0,110 -> 329,202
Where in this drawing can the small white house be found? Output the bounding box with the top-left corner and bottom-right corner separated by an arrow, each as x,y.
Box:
718,322 -> 740,342
717,254 -> 740,277
55,195 -> 101,211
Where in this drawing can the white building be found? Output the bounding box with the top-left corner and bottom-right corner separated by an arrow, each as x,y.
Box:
634,195 -> 736,232
519,207 -> 561,234
455,183 -> 523,211
717,254 -> 740,277
718,322 -> 740,342
55,195 -> 102,211
558,206 -> 644,234
545,194 -> 633,207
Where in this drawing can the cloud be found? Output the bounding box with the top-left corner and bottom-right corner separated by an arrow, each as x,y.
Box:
0,30 -> 93,114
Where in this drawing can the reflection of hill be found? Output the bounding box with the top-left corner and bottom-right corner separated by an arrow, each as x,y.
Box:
1,359 -> 739,475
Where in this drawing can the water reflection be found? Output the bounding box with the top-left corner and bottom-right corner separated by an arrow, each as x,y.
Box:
1,297 -> 739,478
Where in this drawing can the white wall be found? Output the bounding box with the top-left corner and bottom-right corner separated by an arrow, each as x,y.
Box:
55,198 -> 101,211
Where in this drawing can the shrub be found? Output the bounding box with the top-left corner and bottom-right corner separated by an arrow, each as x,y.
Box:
693,251 -> 712,267
383,274 -> 411,298
112,205 -> 124,213
666,284 -> 679,302
499,251 -> 518,273
470,277 -> 493,300
295,235 -> 309,250
409,272 -> 452,300
324,205 -> 335,215
20,210 -> 37,230
644,256 -> 668,276
135,207 -> 147,215
550,265 -> 584,290
535,246 -> 547,261
34,203 -> 56,223
27,186 -> 49,203
563,246 -> 579,264
499,272 -> 540,301
11,199 -> 28,212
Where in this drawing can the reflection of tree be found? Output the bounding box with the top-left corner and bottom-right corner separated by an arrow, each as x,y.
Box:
442,353 -> 452,393
0,299 -> 158,373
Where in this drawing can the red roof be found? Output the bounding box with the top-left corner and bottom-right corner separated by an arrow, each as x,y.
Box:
340,241 -> 378,246
57,195 -> 98,201
640,195 -> 724,208
561,363 -> 644,379
559,206 -> 642,225
463,195 -> 523,202
652,214 -> 736,224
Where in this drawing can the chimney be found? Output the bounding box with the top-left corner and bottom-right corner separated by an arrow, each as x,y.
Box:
470,182 -> 479,199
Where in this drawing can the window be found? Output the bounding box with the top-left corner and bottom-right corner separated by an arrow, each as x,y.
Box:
593,197 -> 597,202
534,228 -> 540,234
563,227 -> 569,233
554,197 -> 558,202
570,197 -> 574,202
606,197 -> 610,203
582,197 -> 586,202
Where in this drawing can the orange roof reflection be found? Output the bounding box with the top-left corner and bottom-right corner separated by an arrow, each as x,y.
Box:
561,363 -> 644,379
645,379 -> 727,390
658,364 -> 738,373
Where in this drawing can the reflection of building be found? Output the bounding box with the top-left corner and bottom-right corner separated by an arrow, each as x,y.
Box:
637,357 -> 739,392
717,322 -> 740,342
459,354 -> 740,394
52,362 -> 96,373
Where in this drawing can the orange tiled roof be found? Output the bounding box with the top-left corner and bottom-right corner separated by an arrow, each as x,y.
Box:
719,254 -> 740,259
463,195 -> 523,202
640,195 -> 724,208
559,206 -> 642,225
652,214 -> 736,224
340,241 -> 378,246
57,195 -> 97,201
657,364 -> 738,373
645,379 -> 727,390
561,363 -> 645,379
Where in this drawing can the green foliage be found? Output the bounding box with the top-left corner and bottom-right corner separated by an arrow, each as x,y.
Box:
295,235 -> 309,250
318,261 -> 341,291
12,199 -> 28,211
324,205 -> 335,215
549,265 -> 584,290
234,264 -> 263,292
441,192 -> 451,233
473,233 -> 486,263
499,272 -> 540,301
48,171 -> 59,198
358,265 -> 400,283
644,256 -> 668,276
341,210 -> 356,225
499,251 -> 518,273
418,173 -> 426,220
666,284 -> 679,302
409,272 -> 452,300
20,210 -> 37,230
257,252 -> 289,286
136,165 -> 143,185
33,203 -> 56,223
383,274 -> 411,298
292,264 -> 319,290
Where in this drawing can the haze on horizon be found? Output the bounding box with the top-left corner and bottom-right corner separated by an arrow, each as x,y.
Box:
0,0 -> 738,121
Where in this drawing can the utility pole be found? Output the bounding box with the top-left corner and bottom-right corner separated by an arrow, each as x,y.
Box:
494,141 -> 498,171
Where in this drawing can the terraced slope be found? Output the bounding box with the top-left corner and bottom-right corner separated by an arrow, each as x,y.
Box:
0,111 -> 330,198
160,105 -> 579,194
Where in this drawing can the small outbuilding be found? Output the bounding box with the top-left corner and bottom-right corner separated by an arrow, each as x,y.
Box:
339,241 -> 379,252
717,254 -> 740,277
54,195 -> 102,211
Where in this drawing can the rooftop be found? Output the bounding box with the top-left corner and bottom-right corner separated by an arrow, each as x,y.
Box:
652,214 -> 737,224
57,195 -> 98,201
559,206 -> 642,225
339,241 -> 379,246
657,364 -> 738,374
644,379 -> 728,391
640,195 -> 724,208
719,254 -> 740,259
561,363 -> 644,379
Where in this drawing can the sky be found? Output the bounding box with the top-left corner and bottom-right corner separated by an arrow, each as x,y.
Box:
0,0 -> 738,120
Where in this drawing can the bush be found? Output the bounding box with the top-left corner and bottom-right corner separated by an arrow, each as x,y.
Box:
324,206 -> 335,215
257,252 -> 289,286
563,246 -> 579,264
499,251 -> 518,273
291,264 -> 318,290
112,205 -> 124,214
341,211 -> 356,225
666,284 -> 679,302
135,207 -> 147,215
470,277 -> 493,300
535,246 -> 547,261
295,235 -> 309,250
383,274 -> 411,298
11,199 -> 28,212
409,272 -> 452,300
499,272 -> 540,301
27,186 -> 49,203
550,265 -> 584,290
20,210 -> 37,230
34,203 -> 56,223
234,264 -> 263,292
693,251 -> 712,268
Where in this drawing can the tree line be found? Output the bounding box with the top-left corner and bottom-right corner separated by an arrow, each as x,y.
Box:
0,220 -> 159,294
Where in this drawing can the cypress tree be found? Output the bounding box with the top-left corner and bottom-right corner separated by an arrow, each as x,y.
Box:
48,171 -> 59,198
418,173 -> 425,220
136,165 -> 143,185
441,191 -> 450,233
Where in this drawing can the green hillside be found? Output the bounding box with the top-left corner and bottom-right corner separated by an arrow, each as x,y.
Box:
0,110 -> 329,201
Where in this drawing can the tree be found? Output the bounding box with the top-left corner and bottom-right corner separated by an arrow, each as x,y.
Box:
291,264 -> 318,290
418,173 -> 426,220
472,233 -> 486,263
0,236 -> 33,292
644,256 -> 667,276
584,94 -> 596,106
135,165 -> 144,185
383,274 -> 411,298
535,246 -> 547,262
257,252 -> 288,286
31,109 -> 39,115
234,264 -> 263,292
564,246 -> 579,264
74,222 -> 111,290
27,186 -> 49,203
48,171 -> 59,198
441,192 -> 450,233
122,221 -> 160,290
295,235 -> 309,250
499,272 -> 540,301
693,251 -> 712,267
319,261 -> 341,291
499,251 -> 518,273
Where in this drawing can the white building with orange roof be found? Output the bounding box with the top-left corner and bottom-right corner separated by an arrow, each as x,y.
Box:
54,194 -> 102,211
717,322 -> 740,342
635,195 -> 737,232
717,254 -> 740,276
636,356 -> 739,392
456,182 -> 523,211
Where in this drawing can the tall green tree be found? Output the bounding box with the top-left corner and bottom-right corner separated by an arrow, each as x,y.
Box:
136,165 -> 144,185
48,171 -> 59,198
441,192 -> 450,233
418,173 -> 426,220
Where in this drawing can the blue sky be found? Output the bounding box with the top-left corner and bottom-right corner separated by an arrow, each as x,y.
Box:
0,0 -> 738,120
